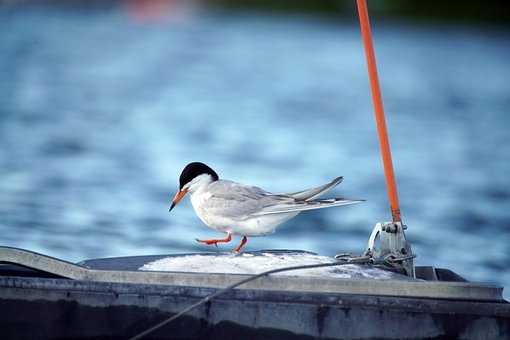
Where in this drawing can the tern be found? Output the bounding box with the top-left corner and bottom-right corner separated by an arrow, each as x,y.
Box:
169,162 -> 363,252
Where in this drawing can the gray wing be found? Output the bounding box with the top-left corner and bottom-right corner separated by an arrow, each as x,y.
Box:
203,180 -> 294,220
285,177 -> 343,201
251,198 -> 364,216
204,179 -> 363,219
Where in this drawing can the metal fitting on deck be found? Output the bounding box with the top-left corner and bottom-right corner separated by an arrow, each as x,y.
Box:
336,221 -> 415,278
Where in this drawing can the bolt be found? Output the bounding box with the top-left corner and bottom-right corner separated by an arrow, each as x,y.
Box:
385,223 -> 397,233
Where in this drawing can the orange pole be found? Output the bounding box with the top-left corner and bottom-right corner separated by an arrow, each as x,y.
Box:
356,0 -> 401,223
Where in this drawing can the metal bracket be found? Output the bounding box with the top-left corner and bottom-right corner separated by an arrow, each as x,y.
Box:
336,221 -> 415,278
366,221 -> 415,277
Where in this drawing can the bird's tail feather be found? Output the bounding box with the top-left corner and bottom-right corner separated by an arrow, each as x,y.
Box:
253,197 -> 364,216
285,177 -> 343,201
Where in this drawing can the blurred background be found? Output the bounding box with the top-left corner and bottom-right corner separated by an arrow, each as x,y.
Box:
0,0 -> 508,296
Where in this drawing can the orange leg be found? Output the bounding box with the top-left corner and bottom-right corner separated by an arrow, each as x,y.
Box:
233,236 -> 248,253
196,233 -> 232,247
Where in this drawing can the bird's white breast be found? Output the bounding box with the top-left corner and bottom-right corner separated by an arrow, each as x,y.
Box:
189,189 -> 231,232
190,190 -> 214,224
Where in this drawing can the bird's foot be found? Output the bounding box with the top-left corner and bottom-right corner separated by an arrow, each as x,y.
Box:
195,238 -> 219,246
196,233 -> 232,247
232,236 -> 248,253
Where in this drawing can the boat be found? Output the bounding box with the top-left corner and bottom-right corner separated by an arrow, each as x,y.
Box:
0,246 -> 508,339
1,1 -> 508,339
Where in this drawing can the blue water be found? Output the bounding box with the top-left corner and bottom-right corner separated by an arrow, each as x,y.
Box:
0,5 -> 509,295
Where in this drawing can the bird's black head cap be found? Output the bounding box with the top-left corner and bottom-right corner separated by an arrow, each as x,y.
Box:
179,162 -> 219,189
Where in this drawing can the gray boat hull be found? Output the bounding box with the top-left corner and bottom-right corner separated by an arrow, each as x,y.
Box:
1,275 -> 509,340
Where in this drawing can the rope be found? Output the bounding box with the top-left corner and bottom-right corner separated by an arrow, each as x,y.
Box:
128,260 -> 360,340
356,0 -> 402,223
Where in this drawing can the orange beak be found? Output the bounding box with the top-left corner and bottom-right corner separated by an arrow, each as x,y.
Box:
169,189 -> 187,212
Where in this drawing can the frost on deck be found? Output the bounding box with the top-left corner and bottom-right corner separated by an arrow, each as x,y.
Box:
139,250 -> 409,280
